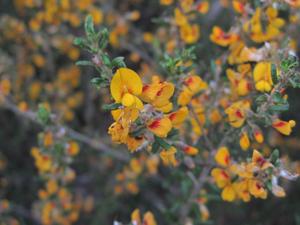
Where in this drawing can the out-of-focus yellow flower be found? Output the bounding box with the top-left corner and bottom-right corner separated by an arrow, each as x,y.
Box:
196,1 -> 210,14
215,147 -> 231,167
240,132 -> 250,151
180,24 -> 200,44
210,26 -> 239,47
160,147 -> 177,166
160,0 -> 173,5
168,106 -> 189,128
67,141 -> 80,156
178,75 -> 207,106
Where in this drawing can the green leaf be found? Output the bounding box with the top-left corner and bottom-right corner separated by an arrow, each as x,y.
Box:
76,60 -> 94,66
111,57 -> 126,68
85,15 -> 95,36
255,94 -> 268,104
151,139 -> 160,153
73,37 -> 84,46
154,136 -> 172,149
101,54 -> 111,67
37,104 -> 50,125
102,103 -> 122,111
98,28 -> 109,49
270,149 -> 280,165
271,63 -> 278,84
269,103 -> 289,112
90,77 -> 109,88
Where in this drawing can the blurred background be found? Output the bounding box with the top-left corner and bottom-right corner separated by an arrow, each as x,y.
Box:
0,0 -> 300,224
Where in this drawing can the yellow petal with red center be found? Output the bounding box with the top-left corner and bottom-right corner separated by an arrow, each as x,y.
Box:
131,209 -> 141,224
252,149 -> 272,170
183,146 -> 199,156
221,185 -> 236,202
253,129 -> 264,143
237,79 -> 251,96
155,83 -> 175,102
140,83 -> 161,102
148,117 -> 172,138
272,119 -> 296,136
249,179 -> 267,199
215,147 -> 230,167
239,132 -> 250,151
196,1 -> 209,14
232,0 -> 245,14
168,106 -> 189,127
110,68 -> 143,103
184,75 -> 207,94
211,168 -> 230,188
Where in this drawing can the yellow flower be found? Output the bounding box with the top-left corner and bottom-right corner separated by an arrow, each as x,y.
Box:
174,8 -> 188,26
178,75 -> 207,106
221,184 -> 236,202
131,209 -> 157,225
147,117 -> 172,138
253,62 -> 273,92
232,0 -> 245,14
248,179 -> 267,199
160,0 -> 173,5
211,168 -> 231,188
67,141 -> 80,156
272,119 -> 296,136
180,24 -> 200,44
160,147 -> 177,166
210,26 -> 239,47
225,100 -> 250,128
196,1 -> 210,14
251,150 -> 272,170
215,147 -> 231,167
239,132 -> 250,151
0,79 -> 11,96
110,68 -> 143,108
183,146 -> 199,156
253,128 -> 264,143
140,77 -> 175,112
168,106 -> 189,128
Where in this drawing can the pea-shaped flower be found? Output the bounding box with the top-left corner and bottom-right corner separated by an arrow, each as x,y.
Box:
110,68 -> 143,109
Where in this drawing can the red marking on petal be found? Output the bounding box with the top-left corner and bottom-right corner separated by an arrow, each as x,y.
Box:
148,120 -> 161,129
